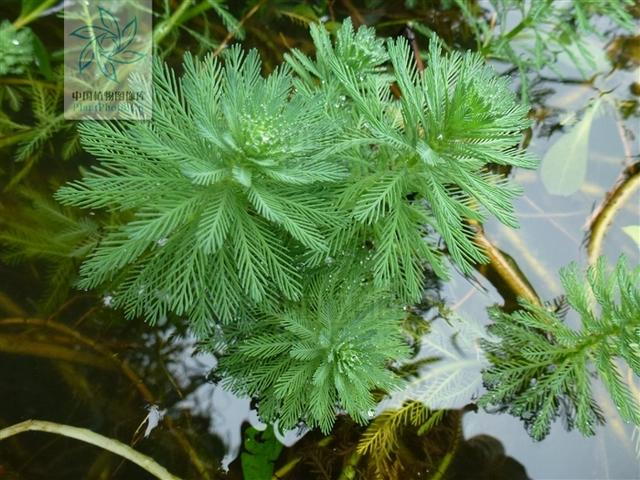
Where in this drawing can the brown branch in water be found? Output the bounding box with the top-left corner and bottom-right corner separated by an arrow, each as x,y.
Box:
47,294 -> 93,322
328,0 -> 336,22
0,317 -> 157,401
614,109 -> 636,166
586,162 -> 640,265
0,332 -> 115,369
0,291 -> 27,317
212,0 -> 267,57
405,25 -> 425,72
340,0 -> 366,28
471,222 -> 541,307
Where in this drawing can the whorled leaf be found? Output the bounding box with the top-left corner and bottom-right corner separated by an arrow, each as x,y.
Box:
480,255 -> 640,440
217,273 -> 411,434
56,46 -> 346,329
0,20 -> 34,75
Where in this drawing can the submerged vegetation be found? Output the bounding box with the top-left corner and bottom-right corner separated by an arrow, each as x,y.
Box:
0,20 -> 34,75
0,1 -> 638,479
481,256 -> 640,440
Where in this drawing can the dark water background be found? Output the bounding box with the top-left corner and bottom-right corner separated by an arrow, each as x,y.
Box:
0,1 -> 638,479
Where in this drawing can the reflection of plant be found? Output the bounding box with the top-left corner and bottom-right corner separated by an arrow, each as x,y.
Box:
70,7 -> 144,82
389,317 -> 489,410
480,255 -> 640,440
218,275 -> 410,434
0,20 -> 34,75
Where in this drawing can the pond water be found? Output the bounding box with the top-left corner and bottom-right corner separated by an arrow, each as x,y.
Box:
0,1 -> 638,479
444,27 -> 640,479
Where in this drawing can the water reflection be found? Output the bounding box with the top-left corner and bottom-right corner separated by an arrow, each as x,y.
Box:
441,32 -> 640,478
0,2 -> 638,479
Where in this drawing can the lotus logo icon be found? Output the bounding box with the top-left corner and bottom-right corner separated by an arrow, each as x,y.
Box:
70,7 -> 145,82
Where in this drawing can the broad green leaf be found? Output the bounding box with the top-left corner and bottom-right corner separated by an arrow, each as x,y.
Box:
622,225 -> 640,248
240,426 -> 283,480
541,98 -> 602,196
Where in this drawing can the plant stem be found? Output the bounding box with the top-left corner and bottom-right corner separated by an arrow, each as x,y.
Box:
336,449 -> 361,480
472,222 -> 541,306
0,291 -> 27,317
501,17 -> 528,43
0,77 -> 57,89
212,0 -> 266,57
0,420 -> 182,480
153,0 -> 196,45
271,436 -> 333,479
428,414 -> 462,480
13,0 -> 57,29
272,457 -> 301,479
587,162 -> 640,265
0,333 -> 115,369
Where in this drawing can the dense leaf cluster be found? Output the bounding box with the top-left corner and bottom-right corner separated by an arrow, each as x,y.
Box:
56,19 -> 533,430
57,46 -> 345,332
219,273 -> 410,434
57,19 -> 532,324
480,256 -> 640,440
0,20 -> 33,75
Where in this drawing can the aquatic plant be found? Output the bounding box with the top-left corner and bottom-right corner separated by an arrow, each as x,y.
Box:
0,189 -> 98,311
480,256 -> 640,440
219,274 -> 410,433
55,18 -> 531,316
0,20 -> 33,75
56,46 -> 346,332
0,1 -> 638,475
285,19 -> 389,97
55,19 -> 532,431
454,0 -> 636,98
289,20 -> 535,300
240,426 -> 283,480
357,401 -> 446,478
0,69 -> 75,190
